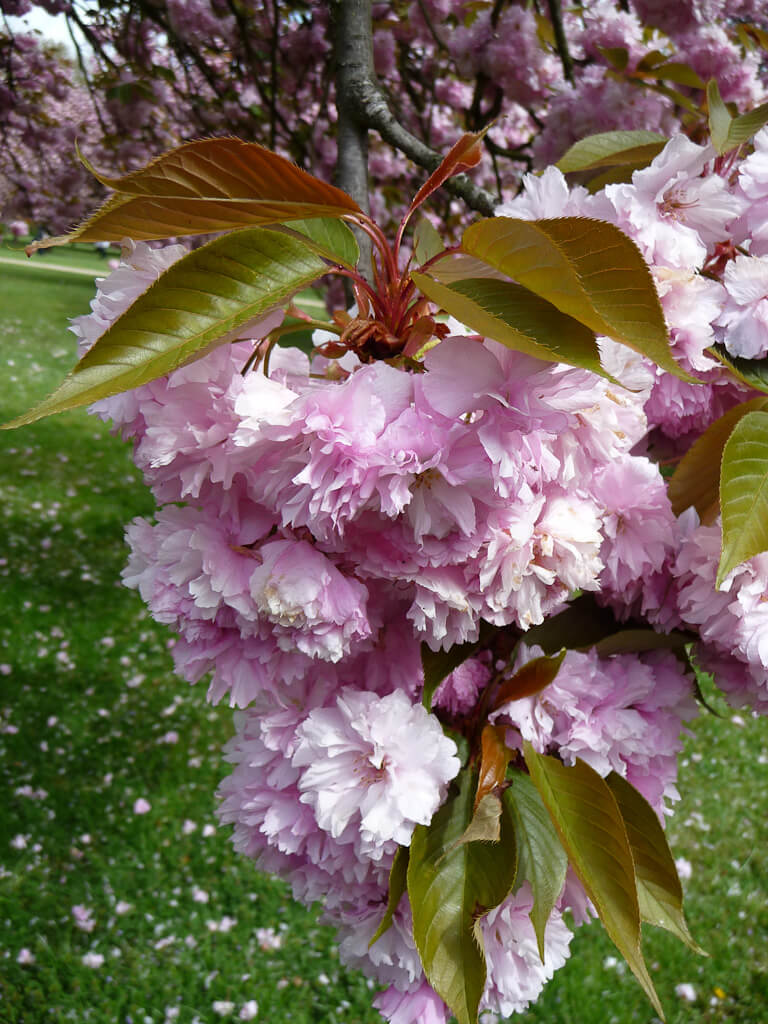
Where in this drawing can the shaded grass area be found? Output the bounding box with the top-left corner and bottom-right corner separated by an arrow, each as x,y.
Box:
0,259 -> 766,1023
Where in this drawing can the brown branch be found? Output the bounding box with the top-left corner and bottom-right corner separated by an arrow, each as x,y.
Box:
334,5 -> 497,217
351,81 -> 499,216
331,0 -> 374,281
546,0 -> 574,84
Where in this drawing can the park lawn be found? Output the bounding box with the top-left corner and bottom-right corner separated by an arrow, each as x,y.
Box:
0,257 -> 766,1024
1,238 -> 117,274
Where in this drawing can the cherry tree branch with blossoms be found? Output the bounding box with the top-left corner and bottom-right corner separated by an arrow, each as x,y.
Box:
5,3 -> 768,1024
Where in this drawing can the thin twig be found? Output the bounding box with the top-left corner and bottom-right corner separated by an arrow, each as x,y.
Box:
545,0 -> 574,84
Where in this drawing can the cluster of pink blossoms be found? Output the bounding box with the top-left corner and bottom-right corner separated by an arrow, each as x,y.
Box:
70,129 -> 768,1021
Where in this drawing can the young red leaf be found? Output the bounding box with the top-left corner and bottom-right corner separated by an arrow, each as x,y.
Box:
409,128 -> 489,215
26,138 -> 362,252
491,651 -> 565,712
475,725 -> 512,811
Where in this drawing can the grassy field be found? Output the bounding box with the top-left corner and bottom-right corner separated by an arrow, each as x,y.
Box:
1,238 -> 119,273
1,247 -> 766,1024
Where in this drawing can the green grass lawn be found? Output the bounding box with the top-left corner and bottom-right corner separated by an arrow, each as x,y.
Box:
0,254 -> 766,1023
1,238 -> 119,273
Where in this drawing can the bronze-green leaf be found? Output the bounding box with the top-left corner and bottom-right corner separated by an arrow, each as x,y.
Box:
475,725 -> 512,810
461,217 -> 689,380
408,770 -> 517,1024
523,742 -> 663,1018
605,772 -> 705,955
555,130 -> 667,174
83,136 -> 361,204
369,845 -> 410,948
708,342 -> 768,394
504,772 -> 568,961
27,137 -> 362,252
412,272 -> 609,377
635,49 -> 667,72
717,409 -> 768,585
668,397 -> 768,521
280,217 -> 359,268
4,228 -> 327,429
491,651 -> 565,712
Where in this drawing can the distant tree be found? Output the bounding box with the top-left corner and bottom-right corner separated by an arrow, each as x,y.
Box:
4,0 -> 768,231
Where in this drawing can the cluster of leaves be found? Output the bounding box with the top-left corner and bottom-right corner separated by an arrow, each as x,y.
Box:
376,721 -> 701,1024
411,607 -> 711,1023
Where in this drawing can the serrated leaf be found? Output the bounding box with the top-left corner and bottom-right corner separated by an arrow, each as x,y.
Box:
708,342 -> 768,394
431,254 -> 508,283
4,228 -> 326,429
605,772 -> 705,955
82,136 -> 361,206
369,846 -> 409,948
491,651 -> 565,712
717,409 -> 768,585
408,770 -> 517,1024
475,725 -> 512,810
707,79 -> 734,154
668,397 -> 768,520
420,621 -> 496,710
461,217 -> 688,380
414,217 -> 445,266
27,193 -> 360,251
278,217 -> 359,267
555,130 -> 667,173
27,137 -> 361,252
412,273 -> 609,377
504,772 -> 568,961
523,743 -> 663,1019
